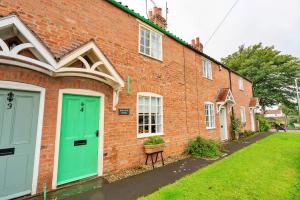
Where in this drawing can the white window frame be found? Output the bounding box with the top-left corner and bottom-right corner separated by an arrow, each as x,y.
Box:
240,106 -> 246,123
138,23 -> 163,61
137,92 -> 164,138
202,59 -> 213,80
204,102 -> 216,129
239,77 -> 244,90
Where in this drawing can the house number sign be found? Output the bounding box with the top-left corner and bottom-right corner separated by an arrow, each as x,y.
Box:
118,108 -> 130,115
6,91 -> 14,109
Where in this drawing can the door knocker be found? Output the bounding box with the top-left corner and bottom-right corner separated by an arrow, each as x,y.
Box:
6,91 -> 14,110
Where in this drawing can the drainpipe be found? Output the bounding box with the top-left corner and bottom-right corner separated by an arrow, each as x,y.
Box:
229,70 -> 235,117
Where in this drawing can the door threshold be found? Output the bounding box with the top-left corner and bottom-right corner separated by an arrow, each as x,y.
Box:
16,176 -> 108,200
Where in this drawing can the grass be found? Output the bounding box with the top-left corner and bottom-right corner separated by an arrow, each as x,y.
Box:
141,133 -> 300,200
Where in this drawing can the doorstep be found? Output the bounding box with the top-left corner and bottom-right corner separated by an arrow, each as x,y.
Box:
16,177 -> 108,200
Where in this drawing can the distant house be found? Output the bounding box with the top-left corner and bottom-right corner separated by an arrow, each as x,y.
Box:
264,109 -> 285,119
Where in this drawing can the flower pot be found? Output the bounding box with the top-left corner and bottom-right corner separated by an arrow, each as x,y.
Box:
144,143 -> 165,154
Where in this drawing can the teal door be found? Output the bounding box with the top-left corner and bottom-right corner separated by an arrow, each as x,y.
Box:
57,94 -> 100,185
0,89 -> 40,199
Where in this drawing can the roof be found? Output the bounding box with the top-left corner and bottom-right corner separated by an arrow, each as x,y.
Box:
216,88 -> 230,102
216,88 -> 235,104
106,0 -> 252,83
265,110 -> 282,115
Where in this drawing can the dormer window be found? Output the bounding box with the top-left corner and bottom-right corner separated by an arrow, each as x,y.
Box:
139,24 -> 162,61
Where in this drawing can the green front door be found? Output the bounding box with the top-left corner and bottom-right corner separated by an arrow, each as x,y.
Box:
0,89 -> 40,199
57,94 -> 100,185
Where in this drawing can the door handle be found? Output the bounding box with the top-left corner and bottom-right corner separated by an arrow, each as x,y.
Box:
0,148 -> 15,156
221,125 -> 223,128
95,130 -> 99,137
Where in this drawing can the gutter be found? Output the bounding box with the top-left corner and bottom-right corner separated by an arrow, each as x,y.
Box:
106,0 -> 252,83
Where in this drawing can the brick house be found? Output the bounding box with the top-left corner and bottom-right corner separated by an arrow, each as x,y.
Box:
0,0 -> 258,198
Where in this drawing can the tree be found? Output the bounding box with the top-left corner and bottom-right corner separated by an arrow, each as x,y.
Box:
279,104 -> 298,127
222,43 -> 300,111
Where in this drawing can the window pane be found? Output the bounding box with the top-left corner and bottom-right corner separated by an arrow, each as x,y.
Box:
144,114 -> 149,124
151,114 -> 156,125
138,115 -> 143,125
139,126 -> 144,133
157,125 -> 162,133
151,125 -> 156,133
144,125 -> 149,133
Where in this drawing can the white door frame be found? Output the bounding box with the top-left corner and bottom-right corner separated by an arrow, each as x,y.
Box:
219,107 -> 228,141
52,89 -> 105,189
0,81 -> 45,196
250,108 -> 256,131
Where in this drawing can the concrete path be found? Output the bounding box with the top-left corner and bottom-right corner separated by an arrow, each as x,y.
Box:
26,132 -> 273,200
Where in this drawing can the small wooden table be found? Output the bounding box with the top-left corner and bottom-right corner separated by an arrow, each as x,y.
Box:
145,151 -> 165,169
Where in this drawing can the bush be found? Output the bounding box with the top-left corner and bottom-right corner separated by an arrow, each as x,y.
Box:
257,115 -> 270,132
240,130 -> 255,138
184,136 -> 221,158
231,116 -> 242,139
144,136 -> 165,145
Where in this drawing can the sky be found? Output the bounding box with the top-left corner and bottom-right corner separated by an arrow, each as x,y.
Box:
119,0 -> 300,61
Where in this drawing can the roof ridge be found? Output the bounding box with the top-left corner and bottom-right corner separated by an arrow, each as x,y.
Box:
106,0 -> 252,83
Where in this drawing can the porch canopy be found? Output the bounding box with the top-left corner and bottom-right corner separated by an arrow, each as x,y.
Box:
216,88 -> 235,113
0,15 -> 124,110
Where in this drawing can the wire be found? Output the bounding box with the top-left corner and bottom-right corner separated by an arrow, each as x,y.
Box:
204,0 -> 240,47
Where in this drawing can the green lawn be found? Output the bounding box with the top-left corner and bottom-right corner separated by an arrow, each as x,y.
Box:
141,133 -> 300,200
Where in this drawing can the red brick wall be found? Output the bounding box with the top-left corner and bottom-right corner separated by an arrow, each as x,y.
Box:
0,0 -> 254,193
231,73 -> 253,131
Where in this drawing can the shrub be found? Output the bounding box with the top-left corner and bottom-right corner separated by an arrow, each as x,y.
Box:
240,130 -> 255,138
143,136 -> 165,145
231,116 -> 242,139
184,136 -> 221,158
257,115 -> 270,132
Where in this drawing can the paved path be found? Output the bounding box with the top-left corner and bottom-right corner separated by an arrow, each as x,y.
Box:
26,132 -> 273,200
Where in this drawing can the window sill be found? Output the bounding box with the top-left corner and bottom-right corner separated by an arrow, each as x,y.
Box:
202,77 -> 213,81
206,127 -> 216,130
137,133 -> 164,139
139,52 -> 163,62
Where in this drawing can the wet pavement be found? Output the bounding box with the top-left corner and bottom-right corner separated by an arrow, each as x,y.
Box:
24,132 -> 273,200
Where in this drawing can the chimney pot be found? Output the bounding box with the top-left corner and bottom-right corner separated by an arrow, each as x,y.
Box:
148,6 -> 167,29
196,37 -> 200,46
191,39 -> 196,46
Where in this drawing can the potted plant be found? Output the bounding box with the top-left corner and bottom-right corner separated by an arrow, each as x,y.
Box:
144,136 -> 165,154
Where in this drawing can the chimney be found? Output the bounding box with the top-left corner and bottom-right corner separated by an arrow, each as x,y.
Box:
191,37 -> 203,52
148,6 -> 167,29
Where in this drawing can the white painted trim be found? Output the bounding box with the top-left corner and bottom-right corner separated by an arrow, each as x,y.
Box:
56,41 -> 124,89
240,106 -> 246,123
52,89 -> 105,190
202,59 -> 213,80
239,77 -> 244,91
0,81 -> 45,196
138,24 -> 163,61
204,102 -> 216,129
0,59 -> 52,75
136,92 -> 164,138
219,107 -> 228,141
0,15 -> 57,67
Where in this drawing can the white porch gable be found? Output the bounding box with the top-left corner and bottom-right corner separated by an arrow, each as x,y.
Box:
0,15 -> 57,74
0,15 -> 125,110
55,41 -> 125,110
216,88 -> 236,113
